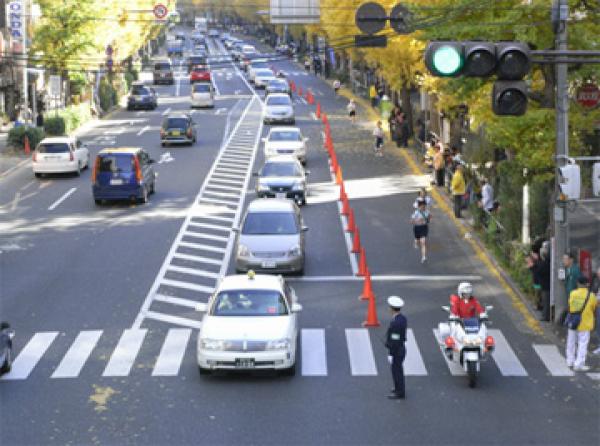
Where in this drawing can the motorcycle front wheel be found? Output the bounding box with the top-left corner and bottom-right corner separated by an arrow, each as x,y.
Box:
467,361 -> 477,388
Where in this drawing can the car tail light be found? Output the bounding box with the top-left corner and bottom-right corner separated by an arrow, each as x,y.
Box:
134,157 -> 143,183
485,336 -> 495,352
444,336 -> 455,350
160,129 -> 165,137
91,157 -> 100,183
186,128 -> 193,138
69,151 -> 74,161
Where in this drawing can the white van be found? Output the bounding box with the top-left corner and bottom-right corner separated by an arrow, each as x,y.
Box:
191,82 -> 215,108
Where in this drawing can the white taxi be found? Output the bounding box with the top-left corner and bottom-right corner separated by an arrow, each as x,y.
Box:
196,271 -> 302,376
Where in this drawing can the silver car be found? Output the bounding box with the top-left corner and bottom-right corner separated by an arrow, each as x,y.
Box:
234,199 -> 307,275
254,156 -> 308,205
263,93 -> 295,125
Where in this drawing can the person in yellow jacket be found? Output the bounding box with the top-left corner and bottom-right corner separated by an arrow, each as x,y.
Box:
451,164 -> 466,218
566,275 -> 597,371
369,84 -> 378,107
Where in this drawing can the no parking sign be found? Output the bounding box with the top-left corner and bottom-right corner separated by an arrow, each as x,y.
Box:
153,3 -> 168,20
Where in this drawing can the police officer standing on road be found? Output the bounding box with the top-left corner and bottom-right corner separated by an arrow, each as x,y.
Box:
386,296 -> 407,399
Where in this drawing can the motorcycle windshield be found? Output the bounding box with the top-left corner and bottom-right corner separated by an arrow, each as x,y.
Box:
463,318 -> 480,333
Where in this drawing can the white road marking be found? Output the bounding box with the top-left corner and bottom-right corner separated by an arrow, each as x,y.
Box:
48,187 -> 77,211
176,60 -> 183,96
158,152 -> 175,164
162,107 -> 172,116
532,344 -> 574,377
405,329 -> 428,376
144,311 -> 202,329
301,329 -> 327,376
153,293 -> 205,309
587,373 -> 600,380
10,192 -> 21,211
183,231 -> 230,243
172,252 -> 223,266
215,107 -> 228,115
136,125 -> 150,136
187,221 -> 231,232
1,332 -> 58,380
433,328 -> 466,376
51,330 -> 103,378
102,329 -> 147,377
161,278 -> 214,294
167,265 -> 221,279
152,329 -> 191,376
345,328 -> 378,376
488,329 -> 528,376
178,241 -> 227,253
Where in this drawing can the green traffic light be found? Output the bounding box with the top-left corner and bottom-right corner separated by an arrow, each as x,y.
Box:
433,45 -> 463,76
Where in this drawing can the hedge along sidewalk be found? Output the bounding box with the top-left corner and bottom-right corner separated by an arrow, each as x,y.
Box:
337,85 -> 544,336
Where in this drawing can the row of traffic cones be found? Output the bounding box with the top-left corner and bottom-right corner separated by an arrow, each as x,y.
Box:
297,82 -> 380,327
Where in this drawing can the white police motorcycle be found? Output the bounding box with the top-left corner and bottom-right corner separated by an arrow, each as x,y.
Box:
0,322 -> 15,375
438,305 -> 495,388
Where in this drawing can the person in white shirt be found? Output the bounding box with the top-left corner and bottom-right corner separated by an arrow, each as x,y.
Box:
413,187 -> 433,210
333,79 -> 341,95
373,121 -> 384,156
347,99 -> 357,123
481,179 -> 494,212
411,199 -> 431,263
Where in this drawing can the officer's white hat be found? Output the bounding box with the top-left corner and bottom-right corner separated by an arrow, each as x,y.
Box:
387,296 -> 404,309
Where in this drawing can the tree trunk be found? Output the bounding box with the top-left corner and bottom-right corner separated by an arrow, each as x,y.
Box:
400,84 -> 413,137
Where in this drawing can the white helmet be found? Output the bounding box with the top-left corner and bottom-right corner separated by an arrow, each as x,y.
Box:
457,282 -> 473,298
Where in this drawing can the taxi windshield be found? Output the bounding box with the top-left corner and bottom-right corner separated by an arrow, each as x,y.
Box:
212,289 -> 288,316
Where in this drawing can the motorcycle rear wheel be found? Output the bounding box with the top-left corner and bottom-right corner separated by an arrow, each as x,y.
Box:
467,361 -> 477,388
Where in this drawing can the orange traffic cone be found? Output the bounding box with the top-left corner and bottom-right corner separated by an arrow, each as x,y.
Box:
308,91 -> 315,104
322,113 -> 328,125
362,293 -> 381,327
345,208 -> 356,232
24,135 -> 31,155
357,247 -> 367,277
360,268 -> 374,300
316,102 -> 321,118
339,182 -> 346,201
335,166 -> 343,185
290,80 -> 296,92
341,193 -> 350,216
351,227 -> 361,253
298,86 -> 303,96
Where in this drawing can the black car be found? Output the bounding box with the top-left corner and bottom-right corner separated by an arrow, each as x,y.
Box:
127,82 -> 158,111
160,114 -> 197,146
254,156 -> 308,205
266,79 -> 292,97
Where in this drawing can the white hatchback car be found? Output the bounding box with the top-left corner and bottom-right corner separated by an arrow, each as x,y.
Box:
190,82 -> 215,108
196,271 -> 302,375
263,93 -> 295,125
253,69 -> 277,89
33,136 -> 90,178
262,127 -> 308,164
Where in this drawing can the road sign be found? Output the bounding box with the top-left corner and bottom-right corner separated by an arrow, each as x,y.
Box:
355,2 -> 386,35
576,83 -> 599,109
153,3 -> 168,20
49,75 -> 61,97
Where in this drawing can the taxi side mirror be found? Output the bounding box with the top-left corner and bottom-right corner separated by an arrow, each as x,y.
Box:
291,303 -> 303,313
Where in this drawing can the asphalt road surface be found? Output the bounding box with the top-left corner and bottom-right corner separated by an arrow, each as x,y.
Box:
1,28 -> 598,446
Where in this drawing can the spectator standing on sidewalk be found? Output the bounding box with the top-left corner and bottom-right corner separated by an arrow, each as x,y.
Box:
333,79 -> 341,95
451,164 -> 466,218
411,198 -> 431,263
481,178 -> 494,212
369,84 -> 378,107
433,144 -> 445,187
591,267 -> 600,355
373,121 -> 385,157
566,275 -> 596,371
347,99 -> 357,124
563,251 -> 582,299
538,243 -> 551,322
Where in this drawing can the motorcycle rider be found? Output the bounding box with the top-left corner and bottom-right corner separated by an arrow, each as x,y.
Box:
450,282 -> 485,319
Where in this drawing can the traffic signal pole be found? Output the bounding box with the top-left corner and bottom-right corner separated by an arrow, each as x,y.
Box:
552,0 -> 569,323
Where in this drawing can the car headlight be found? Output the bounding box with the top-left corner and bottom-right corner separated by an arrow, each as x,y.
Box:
266,338 -> 290,350
200,338 -> 225,350
292,181 -> 305,191
288,245 -> 302,257
237,244 -> 250,257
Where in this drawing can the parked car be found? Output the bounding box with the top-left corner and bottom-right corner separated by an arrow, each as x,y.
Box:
234,199 -> 307,274
190,82 -> 215,108
33,136 -> 90,178
127,82 -> 158,111
254,156 -> 308,205
253,69 -> 276,89
160,114 -> 197,146
265,79 -> 292,97
195,271 -> 302,376
262,127 -> 307,164
263,94 -> 295,125
190,65 -> 211,83
153,59 -> 174,85
91,147 -> 156,205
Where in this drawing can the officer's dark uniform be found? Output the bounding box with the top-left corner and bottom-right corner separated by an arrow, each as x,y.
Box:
386,311 -> 407,398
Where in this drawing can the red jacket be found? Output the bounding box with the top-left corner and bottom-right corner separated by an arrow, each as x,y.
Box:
450,294 -> 484,319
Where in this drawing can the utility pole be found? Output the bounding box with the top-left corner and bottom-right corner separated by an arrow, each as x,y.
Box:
22,0 -> 28,117
552,0 -> 569,323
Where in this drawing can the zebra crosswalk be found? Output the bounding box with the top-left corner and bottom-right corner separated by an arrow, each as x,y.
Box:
1,327 -> 596,382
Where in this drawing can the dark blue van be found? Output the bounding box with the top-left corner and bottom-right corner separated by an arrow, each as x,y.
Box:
92,148 -> 156,205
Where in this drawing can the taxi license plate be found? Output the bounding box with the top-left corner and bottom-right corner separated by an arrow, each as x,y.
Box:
235,358 -> 254,368
110,178 -> 124,185
275,192 -> 286,199
171,130 -> 181,136
261,261 -> 277,268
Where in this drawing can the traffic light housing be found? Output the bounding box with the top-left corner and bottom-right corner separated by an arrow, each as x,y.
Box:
558,163 -> 581,201
424,41 -> 531,116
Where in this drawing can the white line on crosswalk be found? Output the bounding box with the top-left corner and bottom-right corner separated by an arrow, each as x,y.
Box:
532,344 -> 574,377
144,311 -> 202,329
488,329 -> 528,376
345,328 -> 378,376
187,221 -> 231,232
405,329 -> 428,376
301,329 -> 327,376
202,190 -> 241,200
152,329 -> 192,376
161,278 -> 214,294
191,214 -> 234,223
1,332 -> 58,380
102,329 -> 147,377
173,252 -> 223,266
433,329 -> 465,376
153,293 -> 203,309
51,330 -> 102,379
167,265 -> 220,279
178,241 -> 226,253
183,231 -> 229,243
